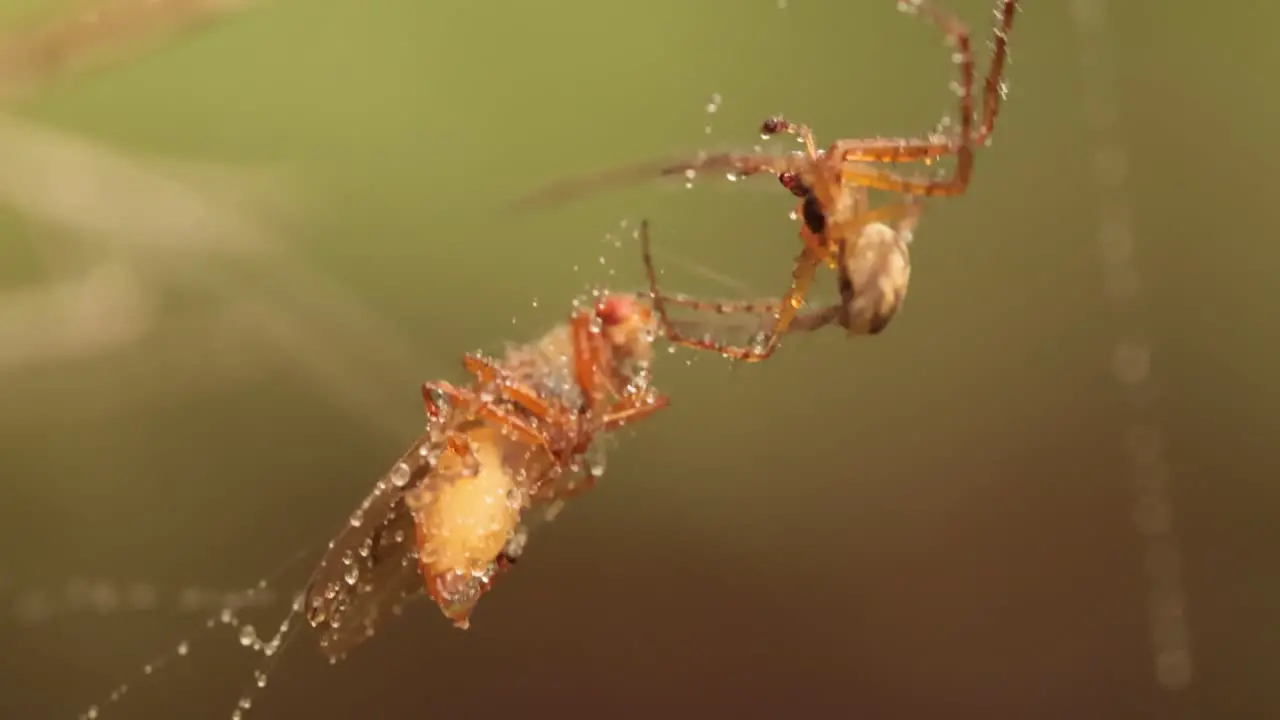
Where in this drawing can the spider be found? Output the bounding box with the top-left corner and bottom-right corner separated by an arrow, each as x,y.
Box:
637,207 -> 920,354
304,292 -> 669,659
515,0 -> 1018,361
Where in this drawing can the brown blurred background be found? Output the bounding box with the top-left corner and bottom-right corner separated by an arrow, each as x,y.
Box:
0,1 -> 1275,718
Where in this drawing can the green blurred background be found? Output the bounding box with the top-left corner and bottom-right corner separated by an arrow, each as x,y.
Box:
0,1 -> 1275,717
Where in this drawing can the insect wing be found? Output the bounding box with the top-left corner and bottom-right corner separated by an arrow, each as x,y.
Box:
303,432 -> 436,662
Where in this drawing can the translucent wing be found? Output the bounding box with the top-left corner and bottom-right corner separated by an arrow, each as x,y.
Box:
302,432 -> 437,662
301,416 -> 563,660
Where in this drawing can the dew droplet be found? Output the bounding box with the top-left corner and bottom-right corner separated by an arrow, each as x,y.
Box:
389,462 -> 412,487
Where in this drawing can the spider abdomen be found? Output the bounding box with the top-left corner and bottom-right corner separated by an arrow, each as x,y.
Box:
838,222 -> 912,336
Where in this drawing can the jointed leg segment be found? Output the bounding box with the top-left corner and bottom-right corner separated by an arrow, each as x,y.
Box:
771,0 -> 1017,197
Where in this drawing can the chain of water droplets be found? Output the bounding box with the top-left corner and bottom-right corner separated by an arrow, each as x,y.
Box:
73,576 -> 305,720
1068,0 -> 1193,692
0,577 -> 275,625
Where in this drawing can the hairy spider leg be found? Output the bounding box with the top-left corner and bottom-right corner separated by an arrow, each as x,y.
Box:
832,0 -> 1018,196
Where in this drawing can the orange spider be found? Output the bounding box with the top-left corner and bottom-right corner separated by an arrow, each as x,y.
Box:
304,293 -> 668,660
516,0 -> 1018,361
637,209 -> 919,350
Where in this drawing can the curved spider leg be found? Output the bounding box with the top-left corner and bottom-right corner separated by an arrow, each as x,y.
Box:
508,151 -> 807,214
834,0 -> 1018,196
833,200 -> 921,238
728,195 -> 920,344
640,218 -> 820,362
652,151 -> 807,182
760,116 -> 819,162
647,289 -> 843,338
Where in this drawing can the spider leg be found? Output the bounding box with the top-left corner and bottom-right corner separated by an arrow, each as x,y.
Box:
832,0 -> 1017,197
640,218 -> 821,362
508,150 -> 806,214
839,0 -> 977,196
708,241 -> 820,362
838,200 -> 923,236
649,293 -> 786,319
637,219 -> 771,331
788,306 -> 844,334
760,116 -> 820,160
653,151 -> 808,183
